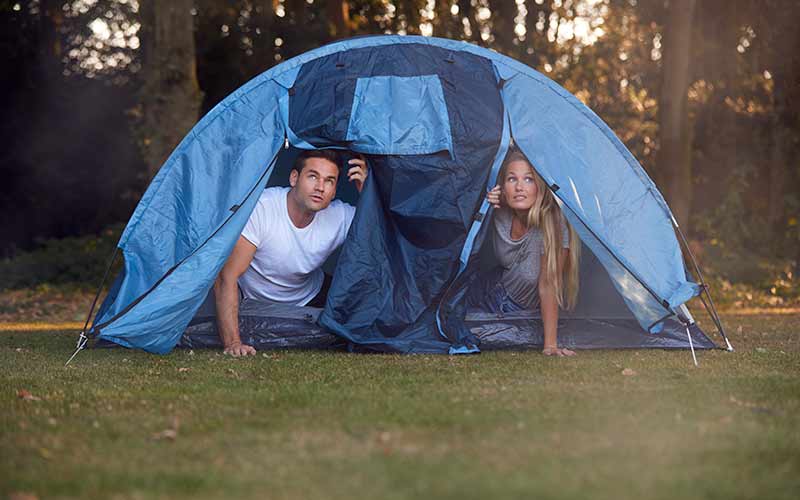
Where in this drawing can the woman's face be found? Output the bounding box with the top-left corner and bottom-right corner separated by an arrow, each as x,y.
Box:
502,160 -> 539,212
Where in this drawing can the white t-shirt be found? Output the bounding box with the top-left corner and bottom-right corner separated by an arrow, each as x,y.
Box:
238,187 -> 356,306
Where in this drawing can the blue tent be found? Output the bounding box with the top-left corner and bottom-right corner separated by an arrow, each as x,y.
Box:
84,35 -> 728,356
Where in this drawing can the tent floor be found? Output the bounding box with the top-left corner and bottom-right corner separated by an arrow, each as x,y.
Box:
464,312 -> 716,350
172,299 -> 717,351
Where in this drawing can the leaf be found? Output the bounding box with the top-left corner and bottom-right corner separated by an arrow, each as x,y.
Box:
17,389 -> 41,401
9,492 -> 39,500
151,429 -> 177,441
152,416 -> 181,441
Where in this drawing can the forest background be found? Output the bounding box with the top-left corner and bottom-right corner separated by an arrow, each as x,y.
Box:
1,0 -> 798,310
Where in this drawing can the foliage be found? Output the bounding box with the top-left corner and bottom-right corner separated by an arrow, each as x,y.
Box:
0,225 -> 123,290
0,1 -> 144,259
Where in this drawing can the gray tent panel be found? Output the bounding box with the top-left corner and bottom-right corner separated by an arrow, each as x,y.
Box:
181,290 -> 716,351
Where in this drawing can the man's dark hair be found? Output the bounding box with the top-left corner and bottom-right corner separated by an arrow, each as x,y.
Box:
292,150 -> 341,175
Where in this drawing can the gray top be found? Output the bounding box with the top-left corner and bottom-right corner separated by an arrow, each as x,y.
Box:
492,207 -> 570,309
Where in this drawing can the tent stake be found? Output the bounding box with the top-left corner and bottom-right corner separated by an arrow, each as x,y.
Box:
685,325 -> 698,366
65,331 -> 88,367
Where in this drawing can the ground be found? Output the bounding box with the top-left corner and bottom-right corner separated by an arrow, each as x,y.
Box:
1,290 -> 798,499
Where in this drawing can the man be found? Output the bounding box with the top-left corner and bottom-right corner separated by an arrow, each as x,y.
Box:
214,150 -> 368,356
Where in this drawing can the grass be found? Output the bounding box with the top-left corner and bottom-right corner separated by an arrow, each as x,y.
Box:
1,313 -> 798,500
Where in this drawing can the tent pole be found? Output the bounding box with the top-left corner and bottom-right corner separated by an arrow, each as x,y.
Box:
670,215 -> 733,351
700,293 -> 733,351
66,246 -> 119,366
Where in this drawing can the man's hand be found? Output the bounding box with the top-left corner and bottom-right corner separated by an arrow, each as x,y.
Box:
542,346 -> 576,356
223,341 -> 256,357
486,185 -> 502,208
347,157 -> 368,193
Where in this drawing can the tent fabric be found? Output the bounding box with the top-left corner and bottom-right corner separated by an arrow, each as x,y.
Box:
89,35 -> 705,354
90,81 -> 287,353
291,43 -> 506,353
347,75 -> 454,155
503,76 -> 700,331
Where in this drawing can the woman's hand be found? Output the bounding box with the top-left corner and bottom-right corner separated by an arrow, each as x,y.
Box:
486,185 -> 502,208
347,157 -> 368,193
542,346 -> 576,356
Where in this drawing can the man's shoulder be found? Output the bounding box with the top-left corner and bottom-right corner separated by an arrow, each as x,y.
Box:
319,199 -> 355,223
259,186 -> 289,201
254,186 -> 289,210
324,198 -> 352,211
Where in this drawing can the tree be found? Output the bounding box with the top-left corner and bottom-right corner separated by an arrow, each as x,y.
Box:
489,0 -> 517,53
432,0 -> 461,39
458,0 -> 482,44
327,1 -> 353,38
139,0 -> 203,179
656,0 -> 696,231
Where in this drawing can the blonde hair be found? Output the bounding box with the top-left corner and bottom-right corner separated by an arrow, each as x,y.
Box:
498,151 -> 581,310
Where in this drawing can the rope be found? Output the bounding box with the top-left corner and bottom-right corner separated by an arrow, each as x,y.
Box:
65,246 -> 119,366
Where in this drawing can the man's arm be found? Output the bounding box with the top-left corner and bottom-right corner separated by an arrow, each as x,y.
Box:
214,236 -> 258,356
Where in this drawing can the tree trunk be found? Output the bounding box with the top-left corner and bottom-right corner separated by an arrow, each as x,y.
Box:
139,0 -> 203,180
458,0 -> 481,43
250,1 -> 275,76
433,0 -> 458,38
523,0 -> 554,68
656,0 -> 696,231
489,0 -> 517,56
327,1 -> 352,39
396,0 -> 423,35
768,123 -> 787,241
38,0 -> 63,78
766,45 -> 798,247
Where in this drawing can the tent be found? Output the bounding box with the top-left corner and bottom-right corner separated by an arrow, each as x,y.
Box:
77,35 -> 730,359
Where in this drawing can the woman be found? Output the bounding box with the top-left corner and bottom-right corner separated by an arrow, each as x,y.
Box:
482,150 -> 581,356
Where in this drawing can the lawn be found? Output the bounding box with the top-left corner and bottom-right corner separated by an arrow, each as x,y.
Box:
1,312 -> 798,500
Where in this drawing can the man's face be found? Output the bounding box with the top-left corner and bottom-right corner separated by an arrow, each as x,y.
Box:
289,157 -> 339,212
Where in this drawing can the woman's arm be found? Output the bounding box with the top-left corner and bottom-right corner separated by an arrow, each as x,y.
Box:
539,247 -> 576,356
